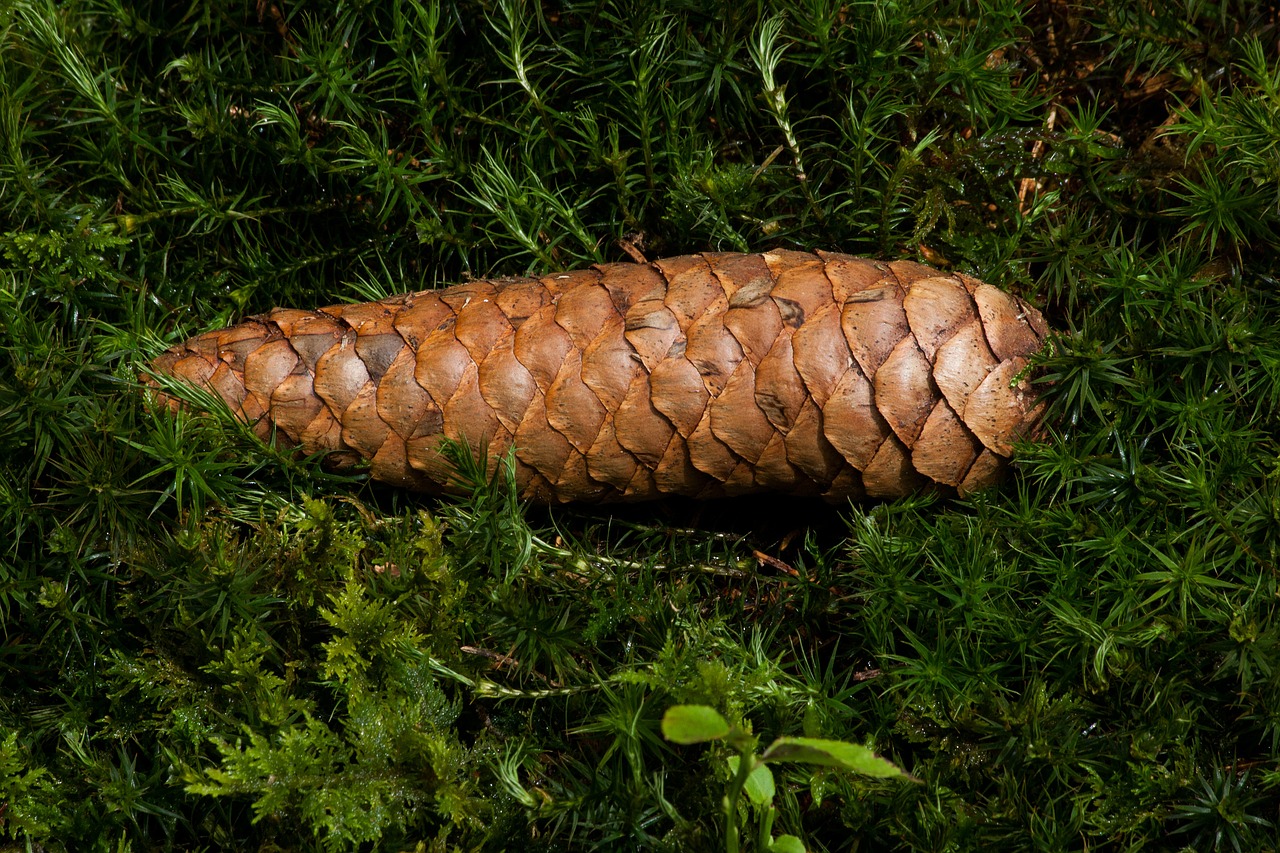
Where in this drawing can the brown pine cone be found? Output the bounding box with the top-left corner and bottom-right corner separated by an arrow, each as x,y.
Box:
146,250 -> 1050,502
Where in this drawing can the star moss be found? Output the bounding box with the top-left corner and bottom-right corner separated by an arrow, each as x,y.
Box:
1,1 -> 1278,850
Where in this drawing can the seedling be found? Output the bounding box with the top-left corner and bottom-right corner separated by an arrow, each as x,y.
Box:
662,704 -> 916,853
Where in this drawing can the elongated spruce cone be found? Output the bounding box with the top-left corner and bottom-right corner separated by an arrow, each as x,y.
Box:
147,250 -> 1049,502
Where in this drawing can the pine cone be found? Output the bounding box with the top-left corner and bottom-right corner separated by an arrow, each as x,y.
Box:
146,251 -> 1049,502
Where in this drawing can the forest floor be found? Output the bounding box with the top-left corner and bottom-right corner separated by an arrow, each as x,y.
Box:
2,1 -> 1279,850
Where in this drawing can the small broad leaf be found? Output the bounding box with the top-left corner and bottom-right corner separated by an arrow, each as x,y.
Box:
662,705 -> 730,744
728,755 -> 776,805
769,835 -> 807,853
760,737 -> 908,778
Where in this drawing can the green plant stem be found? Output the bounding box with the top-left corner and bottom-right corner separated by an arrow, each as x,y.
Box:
758,803 -> 777,851
723,750 -> 757,853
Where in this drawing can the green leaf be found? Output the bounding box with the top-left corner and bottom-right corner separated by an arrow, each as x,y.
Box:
769,835 -> 807,853
728,755 -> 776,805
760,737 -> 908,779
661,705 -> 730,744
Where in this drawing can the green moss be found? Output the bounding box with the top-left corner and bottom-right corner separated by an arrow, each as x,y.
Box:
2,0 -> 1279,849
